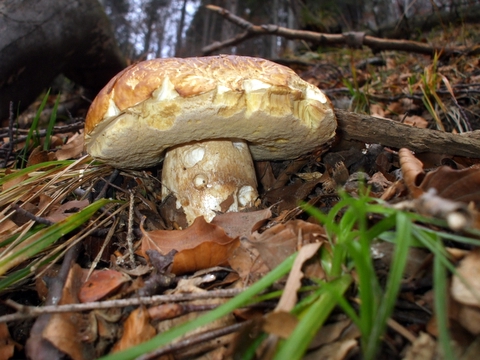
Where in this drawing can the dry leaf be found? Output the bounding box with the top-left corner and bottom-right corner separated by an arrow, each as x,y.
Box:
369,103 -> 385,117
79,269 -> 131,303
309,319 -> 353,348
303,339 -> 357,360
400,148 -> 480,208
141,216 -> 240,274
250,220 -> 326,270
210,208 -> 272,238
0,323 -> 15,360
403,115 -> 428,128
42,264 -> 94,360
112,307 -> 156,353
275,242 -> 322,312
263,311 -> 298,339
456,304 -> 480,335
228,240 -> 270,283
27,146 -> 51,167
402,332 -> 436,360
399,148 -> 425,198
420,166 -> 480,207
45,199 -> 90,223
55,132 -> 85,160
451,249 -> 480,307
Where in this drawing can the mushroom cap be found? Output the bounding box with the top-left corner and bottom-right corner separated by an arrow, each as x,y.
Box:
84,55 -> 336,169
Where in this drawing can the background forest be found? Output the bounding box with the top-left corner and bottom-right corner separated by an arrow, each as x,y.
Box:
100,0 -> 480,60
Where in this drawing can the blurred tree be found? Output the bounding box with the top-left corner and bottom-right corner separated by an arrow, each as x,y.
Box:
100,0 -> 133,57
99,0 -> 480,59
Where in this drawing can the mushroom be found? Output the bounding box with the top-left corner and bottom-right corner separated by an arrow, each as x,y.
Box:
84,55 -> 337,226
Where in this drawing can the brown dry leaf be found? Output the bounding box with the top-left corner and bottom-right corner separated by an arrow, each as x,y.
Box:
369,103 -> 385,117
30,264 -> 95,360
263,311 -> 298,339
0,323 -> 15,360
386,101 -> 405,115
456,304 -> 480,335
309,319 -> 353,349
79,269 -> 131,303
228,240 -> 270,283
400,149 -> 480,207
451,249 -> 480,307
403,115 -> 428,128
0,219 -> 17,239
27,146 -> 52,167
303,339 -> 357,360
210,208 -> 272,239
148,303 -> 185,321
402,332 -> 436,360
399,148 -> 425,198
420,166 -> 480,207
55,132 -> 85,160
111,307 -> 156,353
141,216 -> 240,274
255,161 -> 276,190
45,199 -> 90,223
249,220 -> 326,270
275,242 -> 322,312
1,171 -> 28,192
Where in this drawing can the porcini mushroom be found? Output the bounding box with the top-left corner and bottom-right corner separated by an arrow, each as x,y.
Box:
84,55 -> 336,225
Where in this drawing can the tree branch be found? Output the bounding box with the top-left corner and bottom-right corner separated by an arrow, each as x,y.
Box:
203,5 -> 480,58
334,109 -> 480,158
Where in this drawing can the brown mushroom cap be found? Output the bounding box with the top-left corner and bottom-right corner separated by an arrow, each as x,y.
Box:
84,55 -> 337,169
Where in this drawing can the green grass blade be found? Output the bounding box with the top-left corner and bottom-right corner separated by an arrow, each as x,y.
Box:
43,93 -> 61,151
433,249 -> 455,359
274,274 -> 352,360
0,160 -> 75,186
19,89 -> 50,168
98,253 -> 298,360
364,212 -> 412,360
0,198 -> 117,278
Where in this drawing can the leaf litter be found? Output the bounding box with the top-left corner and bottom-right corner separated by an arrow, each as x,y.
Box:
1,25 -> 480,360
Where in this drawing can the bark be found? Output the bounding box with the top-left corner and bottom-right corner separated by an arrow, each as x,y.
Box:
335,109 -> 480,158
0,0 -> 126,121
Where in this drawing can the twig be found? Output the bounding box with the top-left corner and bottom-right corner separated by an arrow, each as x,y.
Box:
0,121 -> 84,150
127,190 -> 136,265
334,109 -> 480,158
203,5 -> 480,58
0,288 -> 244,323
12,204 -> 54,226
93,168 -> 120,201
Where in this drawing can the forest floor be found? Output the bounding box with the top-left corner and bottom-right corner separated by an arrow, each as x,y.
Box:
0,23 -> 480,360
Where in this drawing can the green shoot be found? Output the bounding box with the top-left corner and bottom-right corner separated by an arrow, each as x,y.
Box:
44,93 -> 61,151
18,89 -> 51,168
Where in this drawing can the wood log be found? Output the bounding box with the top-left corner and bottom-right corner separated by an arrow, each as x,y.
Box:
335,109 -> 480,158
0,0 -> 127,121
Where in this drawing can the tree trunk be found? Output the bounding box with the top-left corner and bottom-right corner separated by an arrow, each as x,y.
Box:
175,0 -> 188,56
0,0 -> 126,121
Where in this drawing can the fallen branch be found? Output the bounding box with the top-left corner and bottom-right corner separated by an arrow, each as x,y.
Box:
203,5 -> 480,58
335,109 -> 480,158
1,288 -> 243,323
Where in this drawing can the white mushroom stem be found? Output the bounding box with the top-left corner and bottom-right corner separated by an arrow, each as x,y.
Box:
161,139 -> 259,226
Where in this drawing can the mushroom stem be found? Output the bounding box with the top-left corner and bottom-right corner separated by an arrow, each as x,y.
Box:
161,139 -> 259,226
